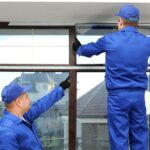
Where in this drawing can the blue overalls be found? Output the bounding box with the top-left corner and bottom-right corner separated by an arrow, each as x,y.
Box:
0,86 -> 64,150
77,26 -> 150,150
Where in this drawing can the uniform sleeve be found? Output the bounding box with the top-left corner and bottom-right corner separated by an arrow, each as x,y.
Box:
24,86 -> 64,122
0,128 -> 18,150
147,37 -> 150,56
77,36 -> 106,57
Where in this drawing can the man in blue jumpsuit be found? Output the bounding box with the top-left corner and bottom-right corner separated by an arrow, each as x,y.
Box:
73,5 -> 149,150
0,77 -> 70,150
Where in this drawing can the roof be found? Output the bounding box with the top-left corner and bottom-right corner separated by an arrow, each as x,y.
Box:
20,72 -> 55,83
58,81 -> 108,118
14,72 -> 56,92
77,81 -> 107,118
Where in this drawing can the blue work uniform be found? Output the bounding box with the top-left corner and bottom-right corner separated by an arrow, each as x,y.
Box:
0,86 -> 64,150
77,26 -> 150,150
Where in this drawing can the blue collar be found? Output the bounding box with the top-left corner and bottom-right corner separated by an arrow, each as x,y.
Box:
120,26 -> 138,33
3,109 -> 23,125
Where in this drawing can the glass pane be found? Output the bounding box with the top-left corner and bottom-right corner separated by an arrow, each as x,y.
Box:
0,29 -> 32,46
76,25 -> 116,65
77,72 -> 150,150
0,29 -> 69,64
77,35 -> 106,64
77,72 -> 109,150
0,72 -> 69,150
146,73 -> 150,115
146,72 -> 150,143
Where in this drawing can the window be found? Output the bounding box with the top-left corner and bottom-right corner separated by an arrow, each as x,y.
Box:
0,25 -> 150,150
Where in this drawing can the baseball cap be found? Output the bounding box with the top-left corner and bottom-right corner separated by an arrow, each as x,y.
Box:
1,82 -> 32,103
116,4 -> 140,22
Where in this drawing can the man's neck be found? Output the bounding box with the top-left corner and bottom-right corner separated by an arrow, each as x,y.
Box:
118,25 -> 127,30
6,108 -> 23,118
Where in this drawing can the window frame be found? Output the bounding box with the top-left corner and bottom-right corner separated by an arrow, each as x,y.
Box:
0,24 -> 149,150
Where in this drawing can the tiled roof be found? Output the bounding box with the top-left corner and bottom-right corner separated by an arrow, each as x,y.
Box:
77,81 -> 107,118
21,72 -> 53,83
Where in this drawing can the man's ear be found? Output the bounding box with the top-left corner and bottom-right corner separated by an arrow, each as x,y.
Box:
15,97 -> 22,107
118,18 -> 122,26
117,18 -> 124,30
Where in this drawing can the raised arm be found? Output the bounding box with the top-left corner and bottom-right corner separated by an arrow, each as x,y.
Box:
72,36 -> 106,57
24,77 -> 70,122
24,86 -> 64,122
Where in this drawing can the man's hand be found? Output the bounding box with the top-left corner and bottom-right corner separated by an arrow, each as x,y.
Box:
72,37 -> 81,52
59,76 -> 71,90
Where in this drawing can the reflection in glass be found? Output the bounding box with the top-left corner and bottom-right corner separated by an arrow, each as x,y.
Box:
77,72 -> 109,150
0,72 -> 69,150
0,29 -> 69,64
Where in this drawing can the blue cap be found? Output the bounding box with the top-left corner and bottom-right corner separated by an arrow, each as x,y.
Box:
1,82 -> 32,103
116,4 -> 139,22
